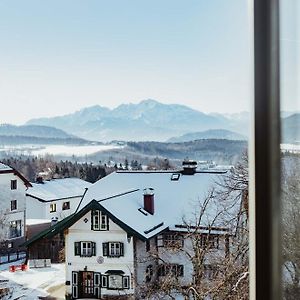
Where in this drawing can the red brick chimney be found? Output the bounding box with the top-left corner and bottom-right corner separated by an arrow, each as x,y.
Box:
143,188 -> 154,215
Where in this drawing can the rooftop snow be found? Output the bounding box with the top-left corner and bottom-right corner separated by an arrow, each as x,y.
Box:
0,162 -> 12,171
27,178 -> 91,201
79,171 -> 238,239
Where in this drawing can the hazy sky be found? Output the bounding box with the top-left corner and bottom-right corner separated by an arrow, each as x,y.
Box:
0,1 -> 298,125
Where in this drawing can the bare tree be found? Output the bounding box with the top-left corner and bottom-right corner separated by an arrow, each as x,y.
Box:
136,154 -> 249,299
282,154 -> 300,299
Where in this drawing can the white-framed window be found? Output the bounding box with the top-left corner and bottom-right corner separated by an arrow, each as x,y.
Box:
102,242 -> 124,257
50,203 -> 56,213
9,220 -> 22,238
122,276 -> 130,289
72,271 -> 78,299
101,275 -> 108,288
92,210 -> 108,231
74,241 -> 96,257
163,233 -> 184,248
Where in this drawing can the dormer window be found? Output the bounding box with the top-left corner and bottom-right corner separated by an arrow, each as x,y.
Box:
91,210 -> 109,231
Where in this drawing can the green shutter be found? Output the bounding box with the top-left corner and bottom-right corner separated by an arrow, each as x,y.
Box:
92,242 -> 96,256
91,210 -> 95,230
74,242 -> 81,256
120,242 -> 124,256
102,242 -> 108,256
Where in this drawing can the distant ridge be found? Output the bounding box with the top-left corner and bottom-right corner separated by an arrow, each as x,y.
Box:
0,124 -> 95,145
27,99 -> 237,142
167,129 -> 247,143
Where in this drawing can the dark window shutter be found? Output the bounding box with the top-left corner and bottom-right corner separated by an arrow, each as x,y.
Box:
91,210 -> 95,230
120,242 -> 124,256
74,242 -> 81,256
102,242 -> 108,256
106,216 -> 109,231
179,265 -> 184,276
92,242 -> 96,256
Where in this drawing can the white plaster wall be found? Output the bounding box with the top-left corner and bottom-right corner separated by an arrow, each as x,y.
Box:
65,209 -> 134,297
44,196 -> 81,220
26,196 -> 81,221
26,196 -> 45,219
0,173 -> 27,240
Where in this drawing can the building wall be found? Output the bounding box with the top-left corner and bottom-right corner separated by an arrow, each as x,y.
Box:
65,210 -> 134,298
135,230 -> 229,297
0,172 -> 27,248
26,196 -> 82,221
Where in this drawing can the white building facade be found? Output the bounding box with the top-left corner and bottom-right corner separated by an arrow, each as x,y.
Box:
0,162 -> 31,250
26,178 -> 91,221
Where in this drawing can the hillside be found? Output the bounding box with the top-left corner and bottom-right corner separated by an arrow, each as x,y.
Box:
281,113 -> 300,143
167,129 -> 247,143
0,124 -> 94,145
85,139 -> 248,166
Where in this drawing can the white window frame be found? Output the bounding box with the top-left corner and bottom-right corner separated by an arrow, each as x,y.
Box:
50,203 -> 56,213
92,210 -> 108,231
109,242 -> 120,257
81,241 -> 92,257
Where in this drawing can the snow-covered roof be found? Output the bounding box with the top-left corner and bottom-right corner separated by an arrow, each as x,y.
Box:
79,170 -> 238,240
27,178 -> 91,201
0,162 -> 12,171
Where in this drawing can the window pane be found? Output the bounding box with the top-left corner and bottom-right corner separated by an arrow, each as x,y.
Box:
280,1 -> 300,298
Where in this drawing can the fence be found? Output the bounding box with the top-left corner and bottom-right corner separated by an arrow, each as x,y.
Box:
0,250 -> 26,265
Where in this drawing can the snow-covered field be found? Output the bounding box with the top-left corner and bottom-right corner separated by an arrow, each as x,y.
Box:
0,261 -> 65,299
0,144 -> 123,157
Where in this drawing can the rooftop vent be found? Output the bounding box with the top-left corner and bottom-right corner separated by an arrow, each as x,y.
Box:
143,188 -> 154,215
181,159 -> 198,175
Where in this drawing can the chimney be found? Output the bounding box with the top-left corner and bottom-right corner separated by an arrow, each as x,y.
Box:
143,188 -> 154,215
181,159 -> 198,175
36,176 -> 44,184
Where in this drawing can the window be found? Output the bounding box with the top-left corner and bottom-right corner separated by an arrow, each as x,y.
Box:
101,274 -> 130,289
108,274 -> 123,289
203,265 -> 218,279
74,241 -> 96,257
163,233 -> 184,248
171,173 -> 180,181
9,220 -> 22,238
62,201 -> 70,210
158,264 -> 184,277
50,203 -> 56,213
145,265 -> 153,282
101,275 -> 108,288
91,209 -> 109,231
11,180 -> 17,190
200,234 -> 219,249
122,276 -> 130,289
102,242 -> 124,257
10,200 -> 17,211
72,271 -> 78,299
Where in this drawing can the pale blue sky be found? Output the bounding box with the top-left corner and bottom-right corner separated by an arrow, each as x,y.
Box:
0,1 -> 298,124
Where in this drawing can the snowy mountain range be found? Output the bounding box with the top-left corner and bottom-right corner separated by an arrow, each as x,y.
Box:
26,99 -> 250,142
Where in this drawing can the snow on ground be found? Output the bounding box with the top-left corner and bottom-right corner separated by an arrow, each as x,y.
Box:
0,262 -> 65,299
